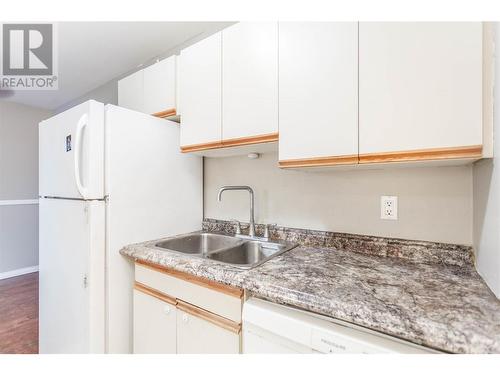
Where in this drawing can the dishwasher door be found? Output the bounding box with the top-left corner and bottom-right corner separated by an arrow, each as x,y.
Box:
244,321 -> 313,353
242,298 -> 436,354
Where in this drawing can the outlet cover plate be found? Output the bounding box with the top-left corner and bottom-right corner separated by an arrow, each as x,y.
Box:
381,196 -> 398,220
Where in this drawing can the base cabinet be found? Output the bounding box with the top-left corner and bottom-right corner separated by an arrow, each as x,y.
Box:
133,262 -> 243,354
177,309 -> 240,354
133,289 -> 177,354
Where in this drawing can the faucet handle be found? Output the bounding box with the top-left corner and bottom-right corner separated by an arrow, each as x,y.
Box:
263,223 -> 277,240
231,220 -> 242,235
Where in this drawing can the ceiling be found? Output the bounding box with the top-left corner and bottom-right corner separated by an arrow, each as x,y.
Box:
1,22 -> 232,110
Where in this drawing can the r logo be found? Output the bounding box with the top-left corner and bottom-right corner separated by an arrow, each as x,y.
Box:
2,24 -> 53,76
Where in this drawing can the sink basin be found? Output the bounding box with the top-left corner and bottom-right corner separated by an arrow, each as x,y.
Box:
155,232 -> 297,269
155,233 -> 244,255
207,240 -> 292,268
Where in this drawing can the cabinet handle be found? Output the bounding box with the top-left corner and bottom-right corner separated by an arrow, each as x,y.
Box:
163,305 -> 171,315
182,314 -> 189,323
176,299 -> 241,334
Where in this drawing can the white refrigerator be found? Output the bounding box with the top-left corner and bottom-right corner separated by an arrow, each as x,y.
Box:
38,100 -> 202,353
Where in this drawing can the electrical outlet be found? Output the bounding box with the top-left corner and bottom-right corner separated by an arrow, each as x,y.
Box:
381,196 -> 398,220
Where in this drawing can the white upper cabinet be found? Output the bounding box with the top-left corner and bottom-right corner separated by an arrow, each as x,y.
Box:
118,70 -> 144,112
143,56 -> 177,115
359,22 -> 483,162
278,22 -> 358,167
179,32 -> 222,149
222,22 -> 278,141
176,22 -> 488,162
118,56 -> 177,116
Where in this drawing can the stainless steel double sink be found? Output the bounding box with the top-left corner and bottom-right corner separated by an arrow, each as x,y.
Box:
155,232 -> 297,269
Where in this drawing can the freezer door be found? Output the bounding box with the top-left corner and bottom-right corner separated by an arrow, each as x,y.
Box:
39,198 -> 105,353
39,100 -> 104,200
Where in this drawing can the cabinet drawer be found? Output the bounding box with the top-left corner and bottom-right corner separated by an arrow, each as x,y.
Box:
135,262 -> 243,322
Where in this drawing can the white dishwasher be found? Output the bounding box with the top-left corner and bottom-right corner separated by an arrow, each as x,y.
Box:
242,298 -> 436,354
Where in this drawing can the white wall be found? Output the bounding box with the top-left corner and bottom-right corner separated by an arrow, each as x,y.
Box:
473,23 -> 500,298
474,159 -> 500,296
56,79 -> 119,113
0,101 -> 52,278
205,153 -> 473,245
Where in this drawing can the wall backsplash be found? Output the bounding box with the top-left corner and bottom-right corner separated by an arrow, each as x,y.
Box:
204,152 -> 473,245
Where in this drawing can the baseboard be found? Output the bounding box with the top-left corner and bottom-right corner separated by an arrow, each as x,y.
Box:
0,266 -> 39,280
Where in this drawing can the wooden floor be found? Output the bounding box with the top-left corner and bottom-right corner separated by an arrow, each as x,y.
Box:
0,272 -> 38,354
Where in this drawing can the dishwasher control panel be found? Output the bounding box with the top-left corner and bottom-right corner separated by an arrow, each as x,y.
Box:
311,328 -> 382,353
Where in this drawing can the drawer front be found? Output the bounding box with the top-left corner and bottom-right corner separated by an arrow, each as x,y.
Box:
177,309 -> 240,354
135,263 -> 242,322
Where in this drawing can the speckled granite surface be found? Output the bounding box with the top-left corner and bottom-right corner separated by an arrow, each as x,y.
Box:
203,219 -> 475,268
120,221 -> 500,354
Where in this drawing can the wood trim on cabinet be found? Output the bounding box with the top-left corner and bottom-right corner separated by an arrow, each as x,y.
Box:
180,140 -> 223,153
222,132 -> 279,148
359,145 -> 483,164
135,260 -> 244,299
134,282 -> 177,306
279,154 -> 359,168
152,108 -> 177,119
180,133 -> 279,153
177,300 -> 241,334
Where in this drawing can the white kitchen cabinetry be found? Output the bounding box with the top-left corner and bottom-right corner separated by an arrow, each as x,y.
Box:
133,262 -> 242,354
359,22 -> 484,163
222,22 -> 278,142
177,304 -> 240,354
133,288 -> 177,354
118,56 -> 177,117
118,70 -> 144,113
177,22 -> 490,163
278,22 -> 358,168
179,32 -> 222,151
143,56 -> 177,115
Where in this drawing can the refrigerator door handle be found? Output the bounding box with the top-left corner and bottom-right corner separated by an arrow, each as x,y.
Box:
74,114 -> 88,199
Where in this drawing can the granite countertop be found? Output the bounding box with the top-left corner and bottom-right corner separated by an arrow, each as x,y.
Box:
120,221 -> 500,354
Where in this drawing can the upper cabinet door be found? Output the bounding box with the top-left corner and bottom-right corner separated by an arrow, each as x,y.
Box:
278,22 -> 358,167
359,22 -> 483,162
179,32 -> 222,149
143,56 -> 177,115
222,22 -> 278,141
118,70 -> 144,112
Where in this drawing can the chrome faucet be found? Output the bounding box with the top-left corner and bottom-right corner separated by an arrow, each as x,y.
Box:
217,186 -> 256,237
